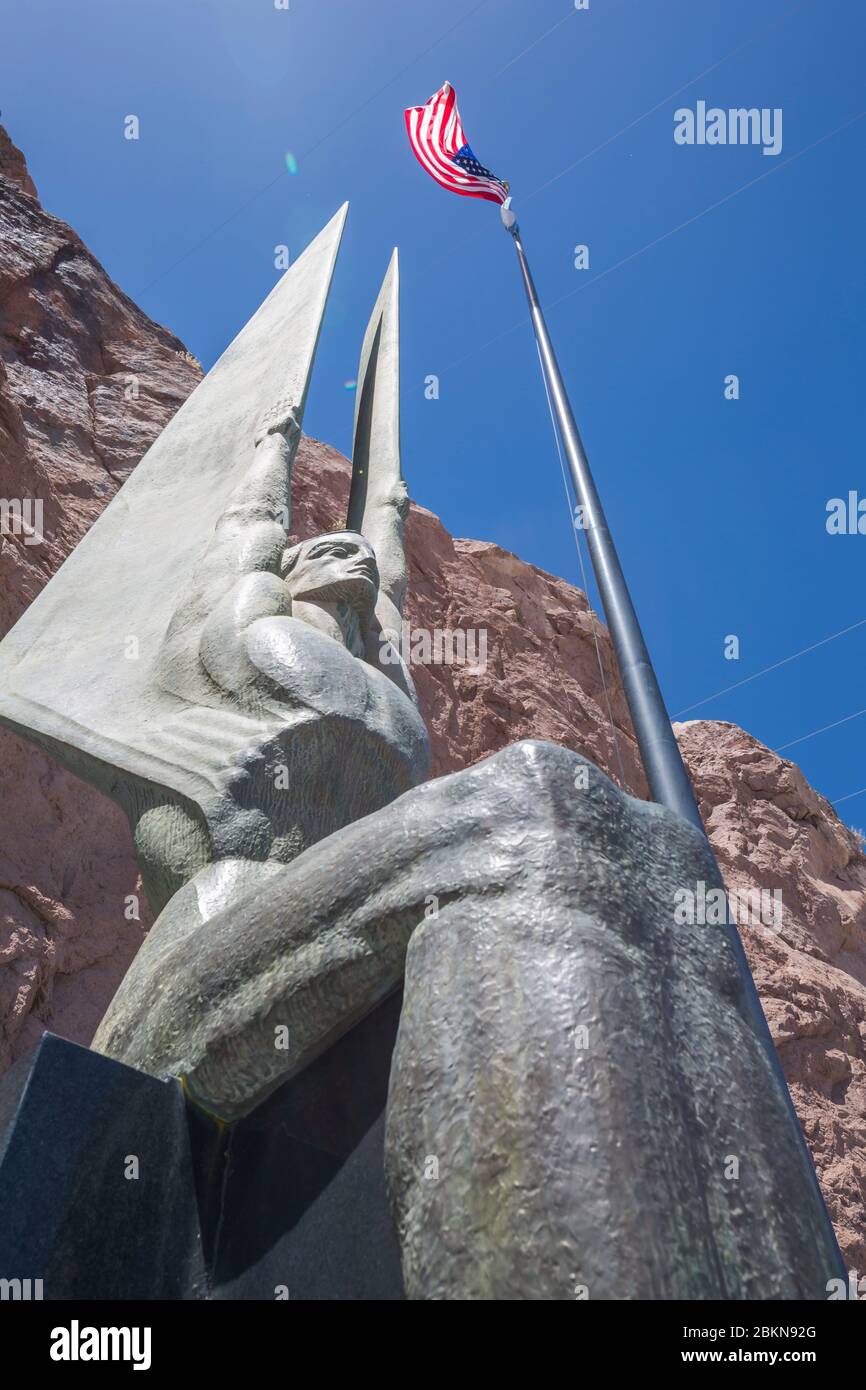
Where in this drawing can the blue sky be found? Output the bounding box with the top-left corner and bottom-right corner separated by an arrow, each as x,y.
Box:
3,0 -> 865,819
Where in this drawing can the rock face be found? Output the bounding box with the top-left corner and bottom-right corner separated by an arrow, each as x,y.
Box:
1,121 -> 865,1273
0,126 -> 201,638
0,123 -> 198,1070
677,721 -> 866,1275
0,124 -> 37,200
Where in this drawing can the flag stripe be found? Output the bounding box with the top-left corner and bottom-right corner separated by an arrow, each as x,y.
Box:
404,81 -> 509,206
424,84 -> 505,198
425,85 -> 505,197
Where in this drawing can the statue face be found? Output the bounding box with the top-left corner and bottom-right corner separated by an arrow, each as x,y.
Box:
282,531 -> 379,613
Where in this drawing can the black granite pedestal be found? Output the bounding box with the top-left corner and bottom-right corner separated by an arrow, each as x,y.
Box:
0,993 -> 406,1300
191,990 -> 406,1300
0,1032 -> 206,1300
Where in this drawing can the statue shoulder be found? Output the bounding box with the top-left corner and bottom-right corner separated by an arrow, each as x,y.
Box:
200,572 -> 290,703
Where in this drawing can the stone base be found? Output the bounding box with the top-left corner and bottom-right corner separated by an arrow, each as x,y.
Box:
0,1032 -> 206,1300
0,996 -> 404,1301
193,990 -> 405,1301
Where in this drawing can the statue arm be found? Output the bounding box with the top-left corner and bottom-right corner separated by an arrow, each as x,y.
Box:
200,401 -> 300,589
351,454 -> 415,700
195,402 -> 301,704
353,479 -> 410,622
156,400 -> 302,704
199,570 -> 291,707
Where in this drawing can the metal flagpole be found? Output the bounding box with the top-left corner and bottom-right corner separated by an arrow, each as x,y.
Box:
502,201 -> 702,832
500,199 -> 845,1272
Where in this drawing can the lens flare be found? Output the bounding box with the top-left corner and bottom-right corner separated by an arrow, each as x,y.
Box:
284,152 -> 298,175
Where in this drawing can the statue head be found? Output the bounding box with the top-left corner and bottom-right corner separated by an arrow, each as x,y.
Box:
280,531 -> 379,620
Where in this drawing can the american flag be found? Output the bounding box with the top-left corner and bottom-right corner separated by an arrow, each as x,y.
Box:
404,81 -> 509,206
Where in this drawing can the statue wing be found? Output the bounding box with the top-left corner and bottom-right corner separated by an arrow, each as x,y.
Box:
156,204 -> 348,715
346,250 -> 408,631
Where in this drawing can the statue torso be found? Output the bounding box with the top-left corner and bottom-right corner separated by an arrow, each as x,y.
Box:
173,611 -> 430,869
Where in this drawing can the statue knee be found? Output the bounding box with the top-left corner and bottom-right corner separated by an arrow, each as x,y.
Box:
132,801 -> 212,918
482,738 -> 594,805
